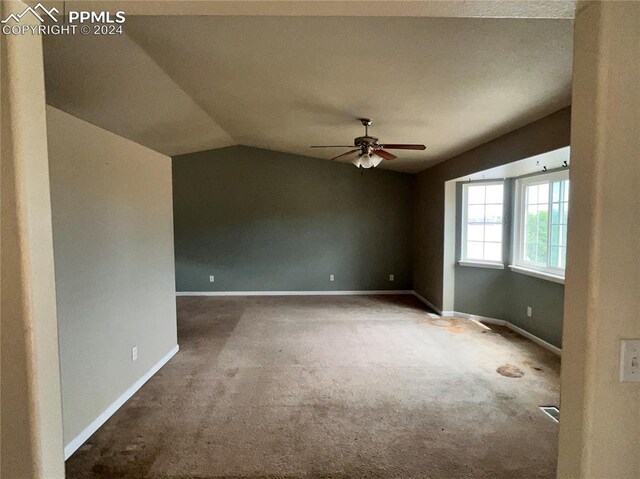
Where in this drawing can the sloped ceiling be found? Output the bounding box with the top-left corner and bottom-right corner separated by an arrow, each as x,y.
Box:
44,15 -> 573,173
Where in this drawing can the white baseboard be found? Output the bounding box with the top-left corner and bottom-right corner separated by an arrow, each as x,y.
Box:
450,311 -> 561,356
410,291 -> 442,315
177,290 -> 413,297
505,321 -> 562,356
64,344 -> 179,460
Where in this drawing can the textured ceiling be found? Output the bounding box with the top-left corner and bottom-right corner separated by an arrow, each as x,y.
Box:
44,15 -> 573,173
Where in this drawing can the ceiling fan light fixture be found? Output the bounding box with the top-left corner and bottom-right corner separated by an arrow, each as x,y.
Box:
354,152 -> 383,169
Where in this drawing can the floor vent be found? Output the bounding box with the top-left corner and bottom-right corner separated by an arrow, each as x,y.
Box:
540,406 -> 560,423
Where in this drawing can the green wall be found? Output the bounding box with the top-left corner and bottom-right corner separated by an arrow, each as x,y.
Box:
172,146 -> 414,292
453,179 -> 565,348
413,107 -> 571,310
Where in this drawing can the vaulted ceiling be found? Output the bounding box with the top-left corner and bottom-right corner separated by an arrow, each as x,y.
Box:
43,15 -> 573,173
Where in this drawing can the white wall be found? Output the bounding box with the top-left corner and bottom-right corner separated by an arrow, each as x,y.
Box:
46,106 -> 178,452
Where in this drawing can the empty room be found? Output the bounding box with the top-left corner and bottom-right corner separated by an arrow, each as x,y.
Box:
2,1 -> 639,479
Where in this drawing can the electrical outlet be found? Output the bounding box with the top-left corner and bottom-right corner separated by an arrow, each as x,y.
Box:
527,307 -> 532,317
209,275 -> 215,283
620,339 -> 640,382
329,274 -> 335,282
389,274 -> 395,282
132,346 -> 138,362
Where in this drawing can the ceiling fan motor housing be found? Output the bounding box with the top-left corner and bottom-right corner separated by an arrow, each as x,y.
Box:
354,136 -> 379,149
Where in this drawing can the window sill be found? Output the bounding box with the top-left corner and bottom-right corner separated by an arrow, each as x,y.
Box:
509,265 -> 565,284
458,260 -> 505,270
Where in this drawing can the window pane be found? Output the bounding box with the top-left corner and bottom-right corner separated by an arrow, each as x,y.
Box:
536,243 -> 548,265
467,185 -> 485,204
462,182 -> 504,263
538,183 -> 549,204
485,204 -> 503,223
537,204 -> 549,244
518,175 -> 569,273
484,242 -> 502,261
551,224 -> 559,246
552,181 -> 561,202
485,184 -> 504,204
551,203 -> 560,224
525,242 -> 537,263
467,241 -> 484,260
485,224 -> 502,242
467,224 -> 484,242
550,245 -> 559,268
527,184 -> 538,204
467,205 -> 485,223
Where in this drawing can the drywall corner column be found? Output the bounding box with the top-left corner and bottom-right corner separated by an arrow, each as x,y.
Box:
557,2 -> 640,478
0,1 -> 66,477
442,180 -> 456,312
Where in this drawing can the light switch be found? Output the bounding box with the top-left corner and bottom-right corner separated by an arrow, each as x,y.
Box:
620,339 -> 640,382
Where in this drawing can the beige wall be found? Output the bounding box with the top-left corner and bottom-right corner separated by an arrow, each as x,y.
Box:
1,2 -> 65,476
46,107 -> 178,447
557,2 -> 640,477
413,107 -> 571,309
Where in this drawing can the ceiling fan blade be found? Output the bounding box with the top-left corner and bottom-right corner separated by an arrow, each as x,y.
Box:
380,144 -> 426,150
330,149 -> 359,161
310,145 -> 354,148
375,149 -> 397,160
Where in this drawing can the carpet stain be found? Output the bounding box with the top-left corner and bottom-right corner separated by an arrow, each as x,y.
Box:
424,317 -> 478,334
497,364 -> 525,378
523,360 -> 544,372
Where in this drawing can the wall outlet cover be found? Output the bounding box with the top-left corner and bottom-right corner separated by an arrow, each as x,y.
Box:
389,274 -> 395,281
527,306 -> 532,317
329,274 -> 335,282
132,346 -> 138,362
209,275 -> 215,283
620,339 -> 640,382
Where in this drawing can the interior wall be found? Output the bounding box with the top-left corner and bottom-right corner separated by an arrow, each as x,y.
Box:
1,3 -> 65,476
558,2 -> 640,477
453,180 -> 565,348
172,146 -> 415,292
413,107 -> 571,310
46,107 -> 178,447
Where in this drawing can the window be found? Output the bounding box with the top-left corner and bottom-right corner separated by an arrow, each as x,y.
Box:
514,171 -> 569,276
461,182 -> 504,265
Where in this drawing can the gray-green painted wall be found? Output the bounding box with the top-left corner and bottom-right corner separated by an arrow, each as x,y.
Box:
172,146 -> 414,292
454,180 -> 564,348
413,107 -> 571,310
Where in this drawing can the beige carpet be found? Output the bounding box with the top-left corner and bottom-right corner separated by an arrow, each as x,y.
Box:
66,295 -> 561,478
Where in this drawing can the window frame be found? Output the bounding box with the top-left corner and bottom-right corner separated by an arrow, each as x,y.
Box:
460,180 -> 506,267
512,170 -> 569,278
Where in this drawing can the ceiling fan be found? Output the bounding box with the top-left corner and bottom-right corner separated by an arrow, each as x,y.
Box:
310,118 -> 426,169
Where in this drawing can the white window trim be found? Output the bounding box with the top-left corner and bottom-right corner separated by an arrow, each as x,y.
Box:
459,260 -> 505,270
460,180 -> 505,266
508,265 -> 565,284
512,170 -> 569,280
